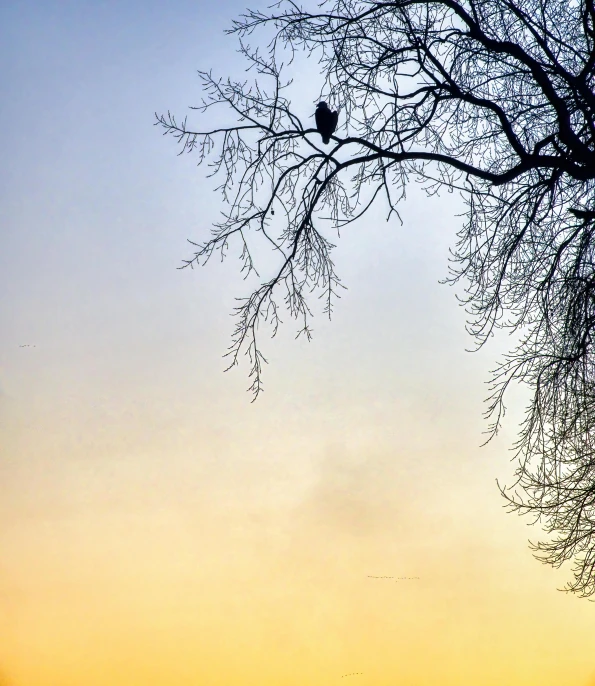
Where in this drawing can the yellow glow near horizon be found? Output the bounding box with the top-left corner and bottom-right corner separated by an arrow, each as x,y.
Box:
2,391 -> 595,685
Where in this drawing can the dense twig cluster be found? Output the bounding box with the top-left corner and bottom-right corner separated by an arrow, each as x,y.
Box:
157,0 -> 595,597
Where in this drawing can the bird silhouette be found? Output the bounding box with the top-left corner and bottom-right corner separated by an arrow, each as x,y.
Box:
367,575 -> 420,580
315,102 -> 339,144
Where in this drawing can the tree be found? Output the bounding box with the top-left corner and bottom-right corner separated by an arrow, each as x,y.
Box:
156,0 -> 595,597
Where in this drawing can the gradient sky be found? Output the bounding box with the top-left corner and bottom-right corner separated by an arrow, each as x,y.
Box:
2,2 -> 595,685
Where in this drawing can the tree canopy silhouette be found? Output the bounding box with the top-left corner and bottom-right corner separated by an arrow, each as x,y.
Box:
156,0 -> 595,598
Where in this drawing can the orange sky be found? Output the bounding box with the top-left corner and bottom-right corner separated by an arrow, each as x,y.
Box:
1,2 -> 595,685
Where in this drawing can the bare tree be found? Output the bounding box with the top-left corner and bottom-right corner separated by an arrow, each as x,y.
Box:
156,0 -> 595,597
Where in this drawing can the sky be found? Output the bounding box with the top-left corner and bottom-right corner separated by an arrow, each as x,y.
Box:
1,1 -> 595,685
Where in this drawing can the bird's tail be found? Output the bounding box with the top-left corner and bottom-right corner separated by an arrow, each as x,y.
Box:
322,136 -> 330,145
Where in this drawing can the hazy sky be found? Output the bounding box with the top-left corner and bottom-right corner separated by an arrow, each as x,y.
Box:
2,2 -> 595,685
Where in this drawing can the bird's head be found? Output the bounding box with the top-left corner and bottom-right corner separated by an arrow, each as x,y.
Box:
317,101 -> 328,109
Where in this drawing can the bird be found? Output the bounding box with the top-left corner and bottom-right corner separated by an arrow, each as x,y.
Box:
569,208 -> 595,220
315,102 -> 339,145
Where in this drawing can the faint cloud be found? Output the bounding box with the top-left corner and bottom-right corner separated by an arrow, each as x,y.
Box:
294,442 -> 405,539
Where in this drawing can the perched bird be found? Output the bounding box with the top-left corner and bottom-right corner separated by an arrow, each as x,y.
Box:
569,208 -> 595,220
315,102 -> 339,145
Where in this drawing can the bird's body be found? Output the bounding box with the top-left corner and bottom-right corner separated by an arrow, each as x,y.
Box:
315,102 -> 338,144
